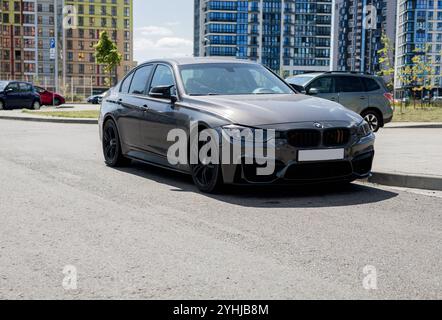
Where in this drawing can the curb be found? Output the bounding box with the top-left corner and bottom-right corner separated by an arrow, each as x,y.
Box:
369,172 -> 442,191
385,123 -> 442,129
0,115 -> 97,125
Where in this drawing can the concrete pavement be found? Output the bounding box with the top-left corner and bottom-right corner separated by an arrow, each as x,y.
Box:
371,128 -> 442,190
0,119 -> 441,299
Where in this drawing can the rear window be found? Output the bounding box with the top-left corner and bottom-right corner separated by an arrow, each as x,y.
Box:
363,78 -> 381,92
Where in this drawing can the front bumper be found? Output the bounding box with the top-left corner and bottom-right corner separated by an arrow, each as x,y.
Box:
220,130 -> 375,185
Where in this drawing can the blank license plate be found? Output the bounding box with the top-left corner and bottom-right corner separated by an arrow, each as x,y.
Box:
298,149 -> 345,162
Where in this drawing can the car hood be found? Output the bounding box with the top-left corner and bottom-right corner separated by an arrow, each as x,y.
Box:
185,94 -> 362,127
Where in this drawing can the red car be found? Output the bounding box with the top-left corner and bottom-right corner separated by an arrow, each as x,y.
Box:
35,86 -> 65,106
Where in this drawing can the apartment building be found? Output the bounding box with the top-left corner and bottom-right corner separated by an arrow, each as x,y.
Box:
334,0 -> 396,74
395,0 -> 442,91
0,0 -> 134,94
194,0 -> 335,77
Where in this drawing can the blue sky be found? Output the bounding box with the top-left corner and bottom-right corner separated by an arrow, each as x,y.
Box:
133,0 -> 194,63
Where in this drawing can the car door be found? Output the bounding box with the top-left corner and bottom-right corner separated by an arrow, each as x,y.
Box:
116,64 -> 154,150
141,64 -> 185,159
335,76 -> 368,113
19,82 -> 34,108
4,82 -> 21,108
305,76 -> 338,102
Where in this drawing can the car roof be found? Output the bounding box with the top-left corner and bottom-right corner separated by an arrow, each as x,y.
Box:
139,57 -> 258,67
288,72 -> 379,79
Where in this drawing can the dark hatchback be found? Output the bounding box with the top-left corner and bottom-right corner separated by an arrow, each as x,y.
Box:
99,58 -> 375,193
0,81 -> 41,110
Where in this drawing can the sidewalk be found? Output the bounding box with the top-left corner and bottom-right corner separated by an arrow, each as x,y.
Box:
0,104 -> 99,124
371,128 -> 442,190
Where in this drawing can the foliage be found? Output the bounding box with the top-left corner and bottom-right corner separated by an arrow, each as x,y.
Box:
94,31 -> 122,84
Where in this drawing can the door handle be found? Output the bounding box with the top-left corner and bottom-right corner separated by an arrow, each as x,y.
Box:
360,96 -> 367,100
117,99 -> 122,105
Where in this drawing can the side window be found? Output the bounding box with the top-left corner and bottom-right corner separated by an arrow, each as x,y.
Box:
129,65 -> 153,95
150,65 -> 175,91
19,83 -> 31,92
336,76 -> 364,93
120,72 -> 134,94
363,78 -> 381,92
308,77 -> 334,94
6,83 -> 19,92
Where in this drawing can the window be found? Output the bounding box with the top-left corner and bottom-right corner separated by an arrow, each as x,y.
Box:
6,82 -> 19,92
363,78 -> 381,92
150,65 -> 175,90
129,65 -> 153,95
19,83 -> 32,92
308,77 -> 334,93
336,76 -> 364,93
120,72 -> 134,94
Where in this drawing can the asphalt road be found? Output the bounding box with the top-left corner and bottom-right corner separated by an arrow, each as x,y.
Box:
0,119 -> 441,299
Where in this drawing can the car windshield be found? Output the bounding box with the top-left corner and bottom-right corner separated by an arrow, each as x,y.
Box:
286,76 -> 314,86
179,63 -> 294,96
0,81 -> 8,91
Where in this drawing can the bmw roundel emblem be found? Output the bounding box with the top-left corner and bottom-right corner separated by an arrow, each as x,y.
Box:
314,123 -> 324,129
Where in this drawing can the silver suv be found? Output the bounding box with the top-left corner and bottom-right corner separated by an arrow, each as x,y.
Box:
286,72 -> 394,132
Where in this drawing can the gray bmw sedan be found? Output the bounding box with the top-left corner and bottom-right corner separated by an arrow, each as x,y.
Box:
99,58 -> 375,193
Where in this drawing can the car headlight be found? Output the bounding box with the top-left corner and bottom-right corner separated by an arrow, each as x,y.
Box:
222,125 -> 256,142
356,121 -> 372,137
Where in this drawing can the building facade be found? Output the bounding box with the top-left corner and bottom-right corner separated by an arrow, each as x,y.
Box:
395,0 -> 442,91
334,0 -> 396,74
0,0 -> 134,95
194,0 -> 335,77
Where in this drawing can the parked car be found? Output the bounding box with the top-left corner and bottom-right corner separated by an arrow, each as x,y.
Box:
35,86 -> 65,106
99,58 -> 375,193
87,92 -> 106,104
432,96 -> 442,105
286,72 -> 394,132
0,81 -> 41,110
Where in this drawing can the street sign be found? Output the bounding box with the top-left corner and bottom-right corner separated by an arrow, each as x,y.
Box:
50,38 -> 56,60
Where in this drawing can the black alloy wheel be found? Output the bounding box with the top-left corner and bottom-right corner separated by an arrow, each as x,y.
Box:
102,120 -> 130,167
190,130 -> 222,193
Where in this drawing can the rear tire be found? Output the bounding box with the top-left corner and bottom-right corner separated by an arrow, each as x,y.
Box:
102,120 -> 131,167
32,100 -> 41,110
0,100 -> 4,110
361,110 -> 382,132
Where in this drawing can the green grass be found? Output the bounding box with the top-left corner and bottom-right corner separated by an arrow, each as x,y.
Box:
393,106 -> 442,122
22,109 -> 99,119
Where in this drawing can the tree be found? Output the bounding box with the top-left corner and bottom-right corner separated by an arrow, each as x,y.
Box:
94,31 -> 122,86
410,45 -> 435,108
377,32 -> 395,91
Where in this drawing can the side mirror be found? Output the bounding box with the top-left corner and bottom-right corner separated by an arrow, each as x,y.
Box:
149,85 -> 177,103
308,88 -> 320,95
5,88 -> 13,94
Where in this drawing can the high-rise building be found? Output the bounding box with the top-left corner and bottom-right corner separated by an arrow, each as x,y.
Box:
194,0 -> 335,77
0,0 -> 134,95
334,0 -> 396,74
394,0 -> 442,91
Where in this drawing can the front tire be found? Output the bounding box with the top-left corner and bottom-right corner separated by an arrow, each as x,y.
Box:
53,98 -> 61,106
362,110 -> 382,132
0,100 -> 4,110
102,120 -> 131,167
189,129 -> 223,193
